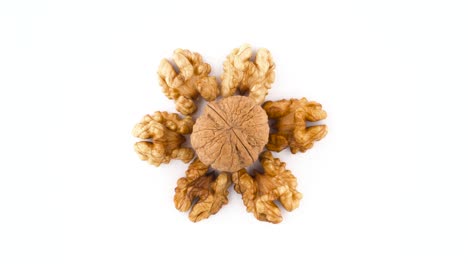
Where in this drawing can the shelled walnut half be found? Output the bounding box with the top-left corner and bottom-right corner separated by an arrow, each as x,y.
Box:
158,49 -> 219,115
232,151 -> 302,223
263,98 -> 328,153
174,159 -> 231,222
132,111 -> 194,166
221,44 -> 275,104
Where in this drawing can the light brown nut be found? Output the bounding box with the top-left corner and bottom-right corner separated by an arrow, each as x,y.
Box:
191,96 -> 269,172
174,159 -> 231,222
132,111 -> 194,166
232,151 -> 302,224
221,44 -> 275,104
158,49 -> 219,115
263,98 -> 327,153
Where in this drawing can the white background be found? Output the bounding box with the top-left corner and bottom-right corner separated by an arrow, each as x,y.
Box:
1,0 -> 467,263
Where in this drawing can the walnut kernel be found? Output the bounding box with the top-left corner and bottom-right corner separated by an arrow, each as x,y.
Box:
263,98 -> 327,153
232,151 -> 302,223
174,159 -> 231,222
132,111 -> 194,166
221,44 -> 275,104
158,49 -> 219,115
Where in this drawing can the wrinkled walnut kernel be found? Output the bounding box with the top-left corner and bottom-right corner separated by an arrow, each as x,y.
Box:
263,98 -> 327,153
158,49 -> 219,115
221,44 -> 275,104
191,96 -> 269,172
174,159 -> 231,222
132,111 -> 194,166
232,151 -> 302,224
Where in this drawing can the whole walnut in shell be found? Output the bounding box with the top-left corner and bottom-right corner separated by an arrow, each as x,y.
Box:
191,96 -> 269,172
133,44 -> 327,223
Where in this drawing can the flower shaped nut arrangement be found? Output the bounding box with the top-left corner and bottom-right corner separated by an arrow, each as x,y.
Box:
132,44 -> 327,223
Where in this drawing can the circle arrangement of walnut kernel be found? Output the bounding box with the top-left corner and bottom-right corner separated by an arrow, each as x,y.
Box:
191,96 -> 269,172
132,44 -> 328,224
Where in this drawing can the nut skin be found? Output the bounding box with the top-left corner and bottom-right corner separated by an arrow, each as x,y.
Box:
263,98 -> 327,153
191,96 -> 269,172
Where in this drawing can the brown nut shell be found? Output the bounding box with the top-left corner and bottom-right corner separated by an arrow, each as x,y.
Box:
191,96 -> 269,172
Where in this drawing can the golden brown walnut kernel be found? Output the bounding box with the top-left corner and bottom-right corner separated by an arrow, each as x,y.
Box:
191,96 -> 269,172
158,49 -> 219,115
232,151 -> 302,224
221,44 -> 275,104
174,159 -> 231,222
132,111 -> 194,166
263,98 -> 327,153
